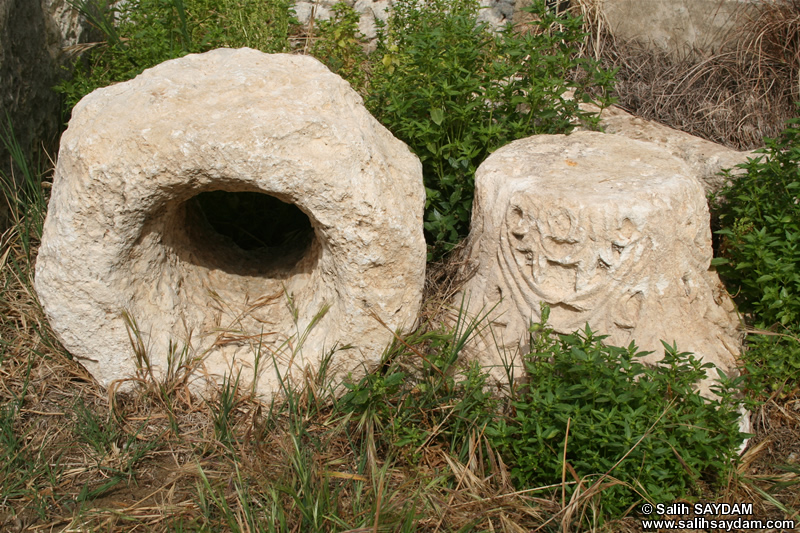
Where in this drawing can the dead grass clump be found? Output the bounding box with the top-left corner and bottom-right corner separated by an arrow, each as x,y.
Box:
732,391 -> 800,522
421,240 -> 476,331
745,0 -> 800,86
578,0 -> 800,150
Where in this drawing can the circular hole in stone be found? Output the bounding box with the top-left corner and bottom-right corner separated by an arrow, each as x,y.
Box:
191,190 -> 313,251
180,190 -> 316,274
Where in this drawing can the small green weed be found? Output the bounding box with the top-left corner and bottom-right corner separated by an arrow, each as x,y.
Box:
487,306 -> 746,521
74,397 -> 123,457
339,304 -> 497,463
367,0 -> 616,256
0,403 -> 23,480
208,369 -> 244,449
72,398 -> 160,502
310,3 -> 369,93
0,401 -> 64,515
0,117 -> 49,257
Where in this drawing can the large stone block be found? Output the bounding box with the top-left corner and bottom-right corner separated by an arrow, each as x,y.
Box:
461,131 -> 741,395
576,100 -> 753,195
597,0 -> 751,58
514,0 -> 755,59
35,48 -> 426,396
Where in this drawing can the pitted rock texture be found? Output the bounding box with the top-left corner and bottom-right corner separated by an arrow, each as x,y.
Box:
461,131 -> 741,396
35,48 -> 426,396
577,101 -> 753,195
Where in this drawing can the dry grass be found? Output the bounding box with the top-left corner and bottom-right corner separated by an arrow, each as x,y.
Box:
575,0 -> 800,151
0,204 -> 575,531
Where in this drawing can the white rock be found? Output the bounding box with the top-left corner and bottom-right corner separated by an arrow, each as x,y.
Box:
477,0 -> 507,27
294,2 -> 332,25
461,131 -> 741,396
35,48 -> 426,397
578,101 -> 753,194
358,13 -> 377,41
366,0 -> 392,23
355,0 -> 391,41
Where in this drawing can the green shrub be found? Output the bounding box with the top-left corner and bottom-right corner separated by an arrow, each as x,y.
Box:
737,334 -> 800,397
714,115 -> 800,330
366,0 -> 616,256
58,0 -> 296,111
487,308 -> 746,520
713,113 -> 800,393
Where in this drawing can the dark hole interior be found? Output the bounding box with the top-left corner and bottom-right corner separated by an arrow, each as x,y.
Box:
191,190 -> 314,252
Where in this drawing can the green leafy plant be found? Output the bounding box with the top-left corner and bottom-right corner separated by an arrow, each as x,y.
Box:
366,0 -> 616,256
714,115 -> 800,329
713,113 -> 800,394
310,3 -> 369,93
488,307 -> 746,520
58,0 -> 296,111
737,333 -> 800,397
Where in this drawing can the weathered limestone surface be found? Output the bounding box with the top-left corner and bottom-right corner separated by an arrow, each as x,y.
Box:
35,48 -> 426,396
578,101 -> 753,194
461,131 -> 741,395
514,0 -> 755,58
597,0 -> 752,57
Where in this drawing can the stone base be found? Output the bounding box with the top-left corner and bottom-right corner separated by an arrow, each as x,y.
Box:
35,49 -> 426,398
461,131 -> 742,397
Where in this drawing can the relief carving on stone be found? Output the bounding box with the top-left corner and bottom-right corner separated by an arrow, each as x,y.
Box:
461,132 -> 742,396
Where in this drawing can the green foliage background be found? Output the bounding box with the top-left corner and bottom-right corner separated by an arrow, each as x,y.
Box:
59,0 -> 296,110
713,114 -> 800,395
366,0 -> 615,255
